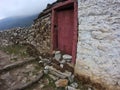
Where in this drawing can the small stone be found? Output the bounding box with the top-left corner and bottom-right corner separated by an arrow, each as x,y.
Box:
55,79 -> 68,87
88,87 -> 92,90
55,51 -> 61,54
44,65 -> 49,70
54,51 -> 61,61
70,82 -> 78,88
66,86 -> 79,90
39,84 -> 45,89
13,33 -> 17,36
63,54 -> 72,60
60,60 -> 66,64
118,81 -> 120,86
39,60 -> 43,63
60,64 -> 64,68
68,75 -> 75,83
44,69 -> 49,74
39,56 -> 42,59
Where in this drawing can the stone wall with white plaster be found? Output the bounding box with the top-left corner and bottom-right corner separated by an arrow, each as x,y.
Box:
75,0 -> 120,90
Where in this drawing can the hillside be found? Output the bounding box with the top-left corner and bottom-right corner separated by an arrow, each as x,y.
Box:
0,14 -> 38,30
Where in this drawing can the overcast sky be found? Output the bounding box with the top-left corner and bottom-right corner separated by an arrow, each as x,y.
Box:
0,0 -> 56,20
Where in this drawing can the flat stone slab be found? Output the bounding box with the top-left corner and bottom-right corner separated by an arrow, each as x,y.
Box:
63,54 -> 72,60
54,51 -> 61,61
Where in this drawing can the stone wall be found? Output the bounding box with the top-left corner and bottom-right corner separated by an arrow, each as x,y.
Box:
0,13 -> 51,54
75,0 -> 120,90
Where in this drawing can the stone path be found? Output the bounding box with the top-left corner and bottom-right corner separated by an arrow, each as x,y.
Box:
0,50 -> 95,90
0,50 -> 43,90
0,50 -> 11,69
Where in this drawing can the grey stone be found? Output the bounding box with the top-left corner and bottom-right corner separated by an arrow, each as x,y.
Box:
118,81 -> 120,86
68,75 -> 75,83
55,51 -> 61,54
48,66 -> 72,79
39,84 -> 45,89
44,69 -> 49,74
88,87 -> 92,90
13,33 -> 17,36
60,60 -> 66,64
54,51 -> 61,61
70,82 -> 78,88
60,64 -> 64,68
63,54 -> 72,60
66,86 -> 79,90
44,65 -> 49,70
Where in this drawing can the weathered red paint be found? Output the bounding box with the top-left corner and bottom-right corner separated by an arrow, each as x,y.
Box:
57,8 -> 74,55
51,0 -> 78,64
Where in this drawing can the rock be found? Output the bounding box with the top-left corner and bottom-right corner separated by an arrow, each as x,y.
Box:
38,56 -> 42,60
66,86 -> 79,90
55,79 -> 68,87
39,84 -> 45,89
118,81 -> 120,86
55,51 -> 61,54
60,64 -> 64,68
39,60 -> 43,63
48,66 -> 71,78
44,65 -> 49,70
88,87 -> 92,90
44,69 -> 49,74
60,60 -> 66,64
63,54 -> 72,61
70,82 -> 78,88
68,75 -> 75,83
13,33 -> 17,36
54,51 -> 61,61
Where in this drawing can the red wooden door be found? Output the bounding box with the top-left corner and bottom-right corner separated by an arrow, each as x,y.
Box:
57,9 -> 74,55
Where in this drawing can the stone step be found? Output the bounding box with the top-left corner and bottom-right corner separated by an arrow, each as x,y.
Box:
51,59 -> 74,73
45,66 -> 72,79
0,57 -> 36,74
11,71 -> 44,90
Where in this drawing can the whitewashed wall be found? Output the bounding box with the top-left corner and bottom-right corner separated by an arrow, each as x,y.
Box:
75,0 -> 120,90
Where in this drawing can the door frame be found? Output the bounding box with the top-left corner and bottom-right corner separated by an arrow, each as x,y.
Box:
51,0 -> 78,64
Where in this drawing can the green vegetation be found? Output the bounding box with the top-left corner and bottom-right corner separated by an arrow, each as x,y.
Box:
0,45 -> 29,58
42,74 -> 56,90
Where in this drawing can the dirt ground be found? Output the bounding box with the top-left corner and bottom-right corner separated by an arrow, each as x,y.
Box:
0,45 -> 94,90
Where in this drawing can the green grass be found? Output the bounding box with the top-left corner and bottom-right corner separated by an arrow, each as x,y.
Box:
0,45 -> 29,58
42,74 -> 56,89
